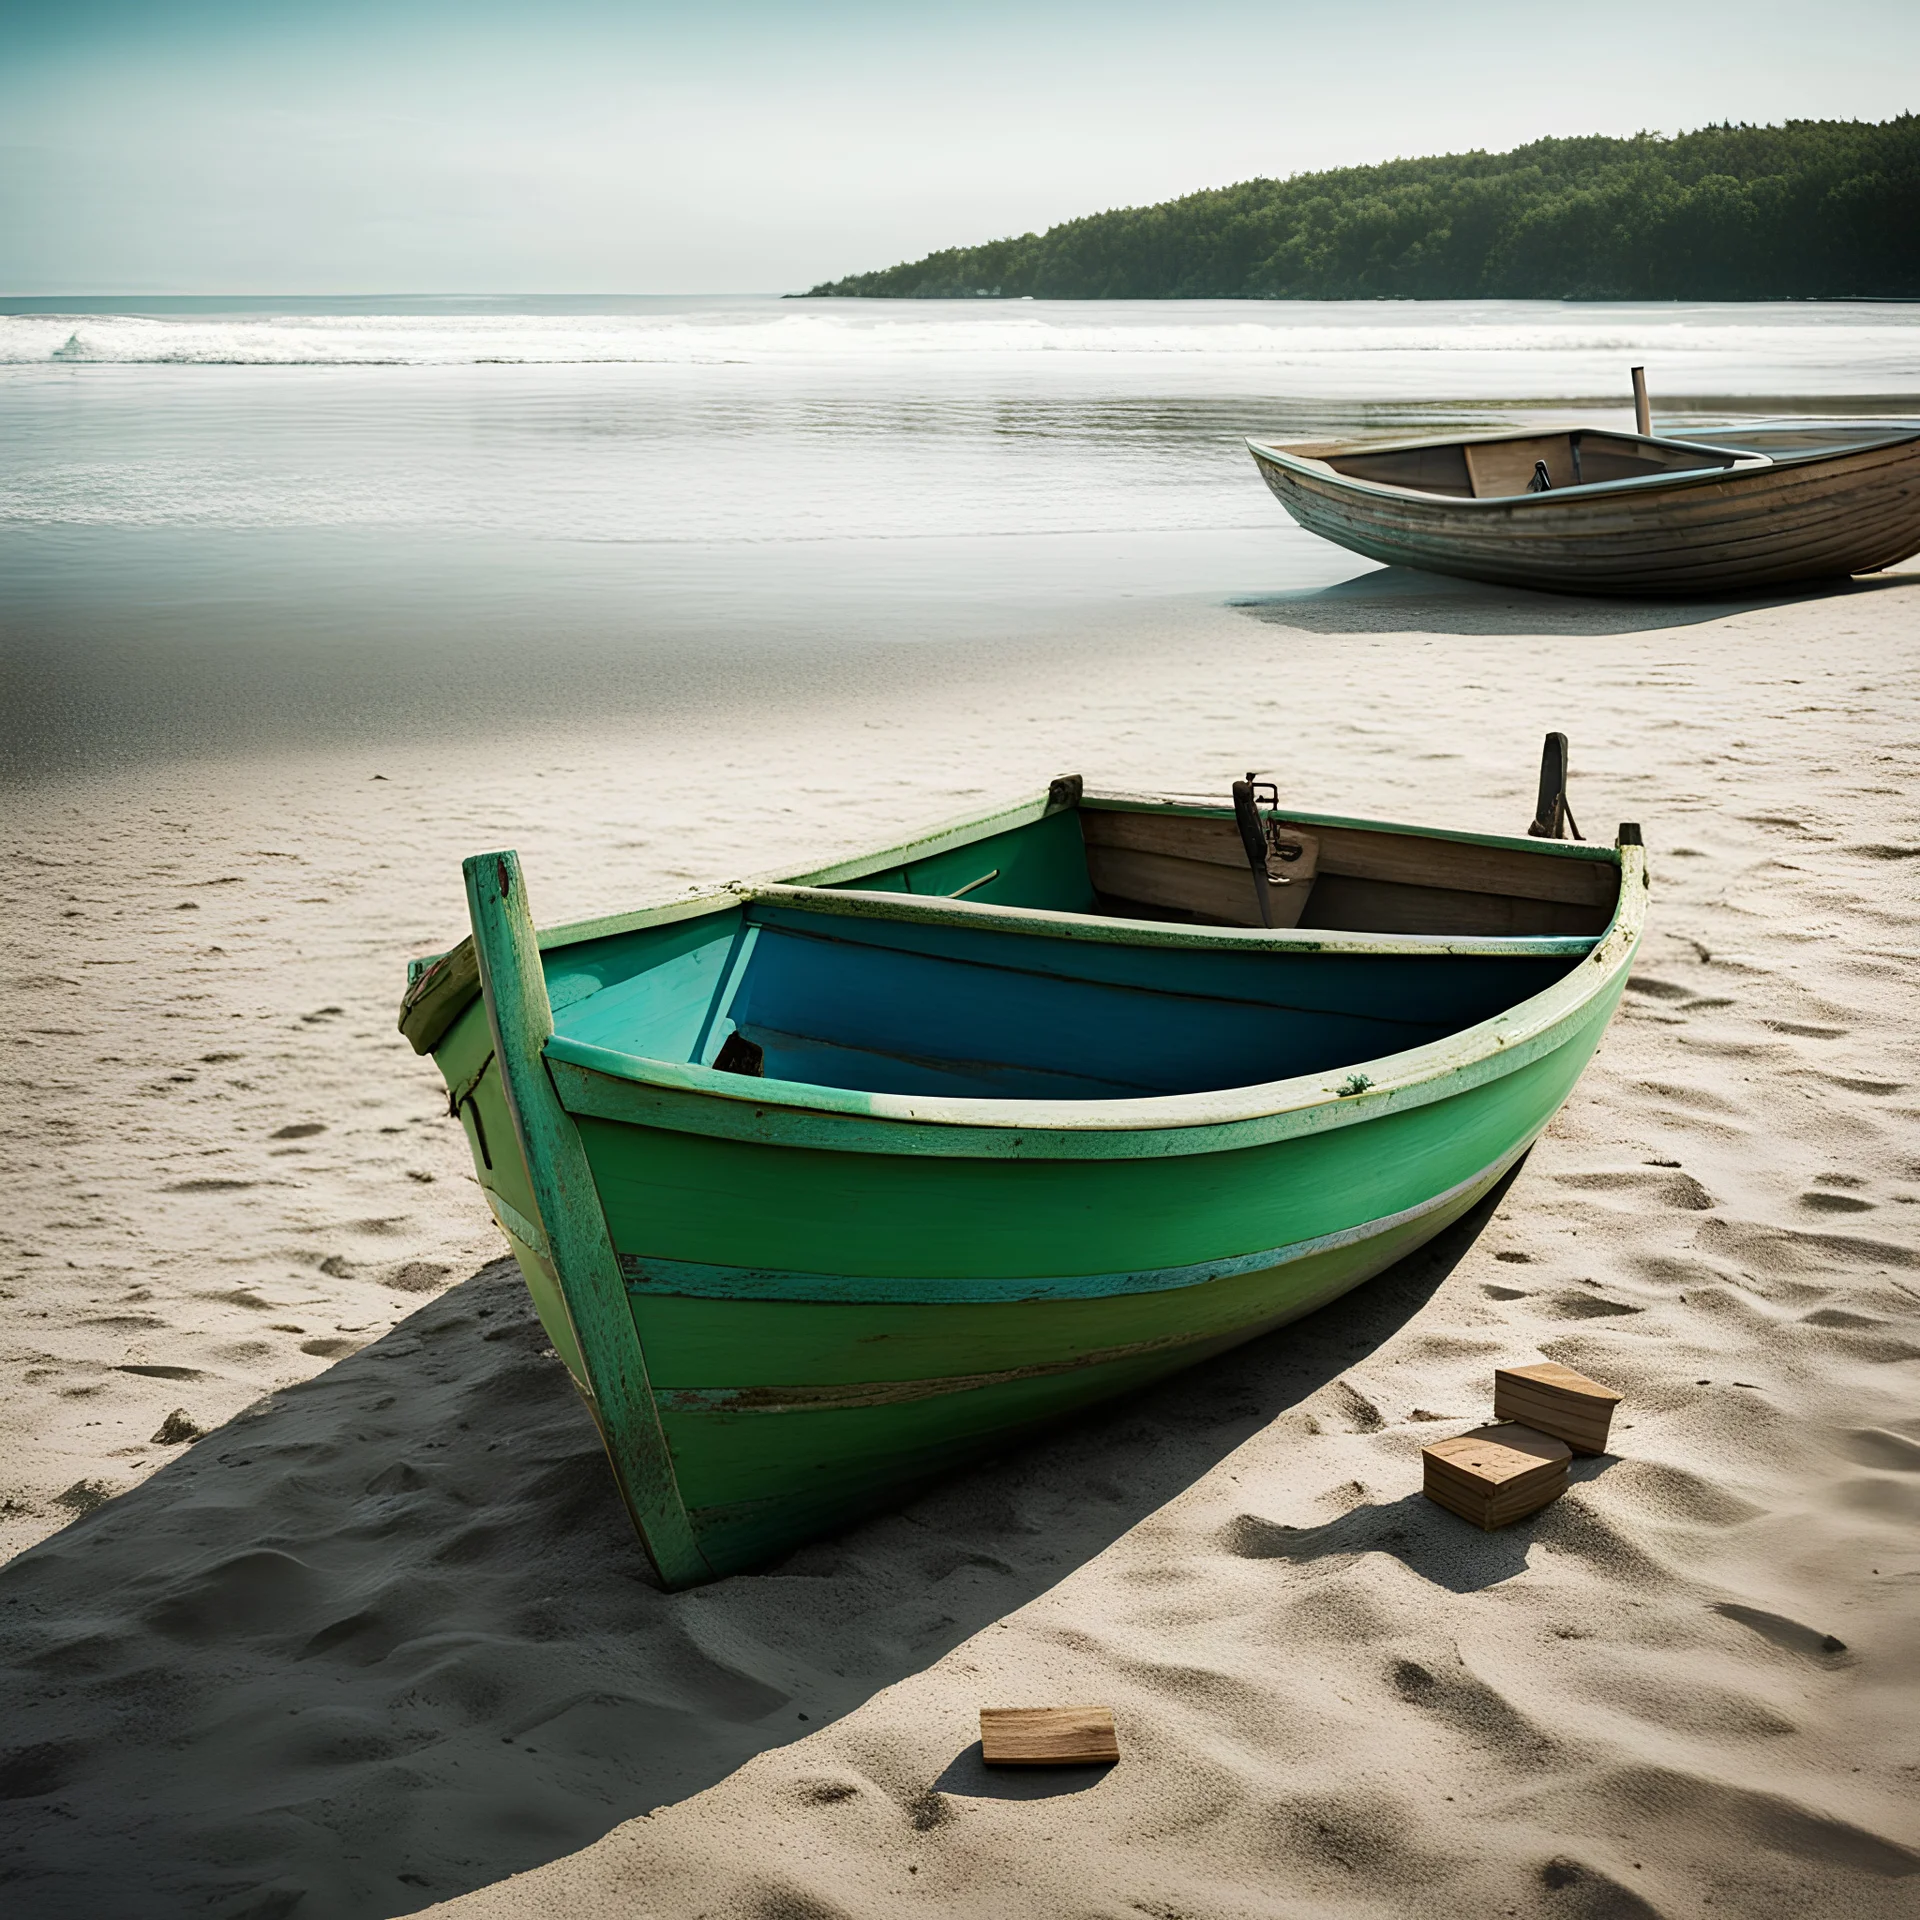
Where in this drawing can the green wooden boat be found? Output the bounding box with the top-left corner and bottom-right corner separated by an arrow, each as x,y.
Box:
398,770 -> 1646,1587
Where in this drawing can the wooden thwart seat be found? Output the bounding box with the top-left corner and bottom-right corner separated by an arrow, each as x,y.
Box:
1463,434 -> 1579,498
1080,806 -> 1317,927
1077,804 -> 1615,936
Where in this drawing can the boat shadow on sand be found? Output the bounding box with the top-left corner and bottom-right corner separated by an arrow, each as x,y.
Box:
2,1170 -> 1536,1920
1234,562 -> 1920,637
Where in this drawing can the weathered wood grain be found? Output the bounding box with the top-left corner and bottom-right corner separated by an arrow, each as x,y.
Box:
1465,434 -> 1576,496
1081,811 -> 1320,926
1299,874 -> 1606,937
980,1705 -> 1120,1766
1079,808 -> 1259,869
1085,841 -> 1275,925
1081,806 -> 1611,909
405,815 -> 1645,1583
1493,1361 -> 1623,1454
465,850 -> 712,1589
1302,825 -> 1615,908
1250,428 -> 1920,595
1423,1422 -> 1571,1529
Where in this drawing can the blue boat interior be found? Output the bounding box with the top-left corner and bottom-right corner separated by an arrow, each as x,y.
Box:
548,895 -> 1593,1101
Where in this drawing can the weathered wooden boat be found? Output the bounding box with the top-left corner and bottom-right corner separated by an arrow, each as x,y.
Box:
1247,416 -> 1920,596
398,766 -> 1647,1586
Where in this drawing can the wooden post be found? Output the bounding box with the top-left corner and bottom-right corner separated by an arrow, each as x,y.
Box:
1631,366 -> 1651,437
1231,780 -> 1276,928
464,849 -> 713,1590
1527,731 -> 1572,840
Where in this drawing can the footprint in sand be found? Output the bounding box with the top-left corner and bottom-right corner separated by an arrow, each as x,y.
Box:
1787,1065 -> 1905,1097
1710,1602 -> 1849,1659
1636,1079 -> 1744,1115
1604,1460 -> 1766,1529
52,1480 -> 113,1515
144,1548 -> 325,1642
1553,1168 -> 1715,1210
385,1261 -> 451,1293
1537,1858 -> 1663,1917
1537,1287 -> 1643,1319
1328,1383 -> 1384,1433
1626,976 -> 1693,1002
1834,1428 -> 1920,1472
1387,1656 -> 1553,1763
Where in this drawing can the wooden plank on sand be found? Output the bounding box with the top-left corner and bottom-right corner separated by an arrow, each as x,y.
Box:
980,1706 -> 1120,1766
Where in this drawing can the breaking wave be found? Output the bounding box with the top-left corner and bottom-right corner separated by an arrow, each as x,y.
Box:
5,303 -> 1917,382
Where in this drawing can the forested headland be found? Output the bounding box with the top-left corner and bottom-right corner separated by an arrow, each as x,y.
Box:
803,117 -> 1918,300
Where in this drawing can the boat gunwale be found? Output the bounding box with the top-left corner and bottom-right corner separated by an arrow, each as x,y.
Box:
542,838 -> 1645,1155
399,785 -> 1071,1051
399,785 -> 1620,1054
1075,789 -> 1620,860
1246,424 -> 1920,510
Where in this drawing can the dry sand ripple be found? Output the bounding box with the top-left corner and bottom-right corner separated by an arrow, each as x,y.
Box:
0,1213 -> 1478,1917
3,572 -> 1917,1918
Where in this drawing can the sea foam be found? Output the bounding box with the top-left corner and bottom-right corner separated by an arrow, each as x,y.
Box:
4,302 -> 1916,391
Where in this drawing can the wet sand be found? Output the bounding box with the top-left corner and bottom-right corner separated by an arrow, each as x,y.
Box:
3,570 -> 1917,1918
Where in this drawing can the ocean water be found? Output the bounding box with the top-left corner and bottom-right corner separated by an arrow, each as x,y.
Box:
3,297 -> 1916,779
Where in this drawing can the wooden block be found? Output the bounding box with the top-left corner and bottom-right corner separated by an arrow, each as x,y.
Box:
1422,1424 -> 1570,1530
979,1706 -> 1120,1767
1494,1361 -> 1623,1455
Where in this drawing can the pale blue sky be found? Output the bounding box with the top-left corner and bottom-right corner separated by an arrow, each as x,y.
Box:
2,0 -> 1913,293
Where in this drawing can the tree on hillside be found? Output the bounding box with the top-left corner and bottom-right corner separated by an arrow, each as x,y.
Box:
803,117 -> 1920,300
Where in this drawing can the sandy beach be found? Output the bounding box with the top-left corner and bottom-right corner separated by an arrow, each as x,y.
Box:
4,565 -> 1916,1917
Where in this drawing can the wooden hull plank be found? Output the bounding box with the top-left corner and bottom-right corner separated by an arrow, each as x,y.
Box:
412,793 -> 1646,1585
1249,428 -> 1920,596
